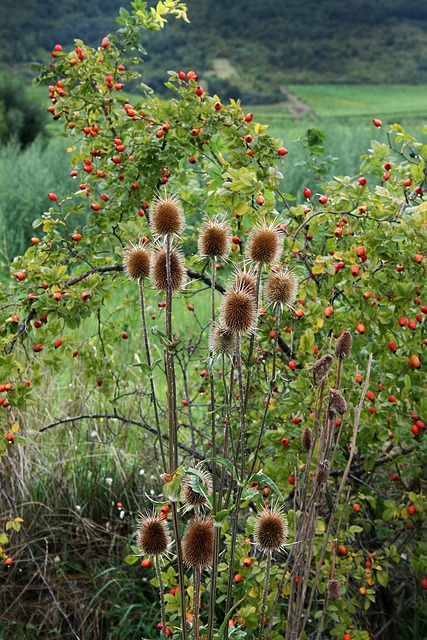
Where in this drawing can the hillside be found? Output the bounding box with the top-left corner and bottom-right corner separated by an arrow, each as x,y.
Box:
1,0 -> 427,102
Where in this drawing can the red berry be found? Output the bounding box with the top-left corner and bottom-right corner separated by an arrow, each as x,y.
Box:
388,341 -> 397,352
281,437 -> 290,447
390,473 -> 399,482
54,339 -> 63,349
398,317 -> 407,326
121,332 -> 128,340
277,147 -> 288,156
288,360 -> 297,371
47,192 -> 57,201
411,425 -> 419,436
303,188 -> 311,199
373,118 -> 383,127
141,558 -> 152,568
319,195 -> 328,204
408,505 -> 416,515
358,177 -> 367,186
288,475 -> 295,485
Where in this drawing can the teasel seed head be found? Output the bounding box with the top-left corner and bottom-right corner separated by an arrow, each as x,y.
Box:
220,279 -> 258,334
181,468 -> 213,509
246,222 -> 283,265
151,193 -> 185,237
151,245 -> 186,291
137,512 -> 171,557
312,354 -> 333,385
209,322 -> 236,357
301,427 -> 313,451
265,267 -> 298,311
335,330 -> 353,359
327,578 -> 341,600
329,388 -> 347,416
254,506 -> 288,552
316,459 -> 330,485
198,218 -> 232,259
233,267 -> 257,298
123,241 -> 151,281
182,517 -> 214,568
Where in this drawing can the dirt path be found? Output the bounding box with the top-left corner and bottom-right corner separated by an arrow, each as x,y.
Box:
280,86 -> 314,118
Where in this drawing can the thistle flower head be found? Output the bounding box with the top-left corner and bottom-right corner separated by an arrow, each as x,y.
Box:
301,427 -> 313,451
312,354 -> 333,385
335,330 -> 353,359
316,459 -> 330,485
151,245 -> 186,291
181,468 -> 213,510
220,277 -> 258,334
209,322 -> 236,357
329,388 -> 347,416
233,267 -> 257,298
253,506 -> 288,552
198,218 -> 232,259
265,267 -> 298,311
137,512 -> 171,557
246,222 -> 283,265
182,517 -> 214,568
327,578 -> 341,600
123,241 -> 151,280
151,193 -> 185,237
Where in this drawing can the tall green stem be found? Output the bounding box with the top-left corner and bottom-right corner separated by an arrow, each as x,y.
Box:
193,565 -> 202,640
155,555 -> 167,638
259,550 -> 272,640
138,277 -> 167,471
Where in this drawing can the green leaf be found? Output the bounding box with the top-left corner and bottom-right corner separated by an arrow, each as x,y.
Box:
124,555 -> 140,565
247,470 -> 284,501
376,570 -> 389,588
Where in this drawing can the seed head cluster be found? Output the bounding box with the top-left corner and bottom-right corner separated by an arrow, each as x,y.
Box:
181,469 -> 213,509
335,330 -> 353,359
151,193 -> 185,237
220,277 -> 258,334
316,459 -> 330,485
151,245 -> 186,291
312,354 -> 333,385
198,218 -> 231,259
329,388 -> 347,416
182,517 -> 214,568
254,507 -> 288,552
246,223 -> 283,265
265,267 -> 298,310
301,427 -> 313,451
209,322 -> 236,357
137,513 -> 170,557
327,578 -> 341,600
123,242 -> 151,280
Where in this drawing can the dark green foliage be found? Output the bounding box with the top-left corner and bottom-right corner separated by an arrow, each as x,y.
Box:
0,75 -> 48,148
1,0 -> 427,103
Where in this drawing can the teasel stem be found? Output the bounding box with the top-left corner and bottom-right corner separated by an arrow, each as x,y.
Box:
207,257 -> 218,640
171,502 -> 188,640
155,554 -> 167,638
164,235 -> 187,640
225,334 -> 246,639
335,357 -> 344,390
243,266 -> 263,412
165,235 -> 177,472
194,565 -> 202,640
247,310 -> 281,480
139,278 -> 167,471
259,549 -> 272,640
299,354 -> 373,640
220,356 -> 238,510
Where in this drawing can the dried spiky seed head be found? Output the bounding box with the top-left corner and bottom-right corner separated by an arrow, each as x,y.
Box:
329,388 -> 347,416
301,427 -> 313,451
254,507 -> 288,551
137,513 -> 170,557
123,242 -> 151,280
335,331 -> 353,359
327,579 -> 341,600
247,223 -> 283,265
182,517 -> 214,568
316,460 -> 330,485
209,322 -> 236,357
265,268 -> 298,310
151,193 -> 184,236
233,268 -> 257,298
151,245 -> 186,291
198,219 -> 231,259
220,282 -> 257,334
312,354 -> 333,385
181,469 -> 213,508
